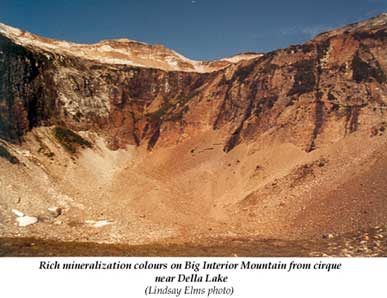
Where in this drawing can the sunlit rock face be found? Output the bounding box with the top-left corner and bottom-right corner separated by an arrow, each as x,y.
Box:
1,15 -> 386,151
0,15 -> 387,246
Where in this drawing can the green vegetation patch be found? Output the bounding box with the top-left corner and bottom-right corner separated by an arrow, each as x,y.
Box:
0,144 -> 19,164
53,126 -> 92,154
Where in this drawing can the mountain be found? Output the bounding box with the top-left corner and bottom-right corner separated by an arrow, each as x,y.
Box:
0,14 -> 386,245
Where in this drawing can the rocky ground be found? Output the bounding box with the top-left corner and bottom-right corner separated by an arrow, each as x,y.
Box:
0,225 -> 385,257
0,126 -> 386,252
1,15 -> 387,256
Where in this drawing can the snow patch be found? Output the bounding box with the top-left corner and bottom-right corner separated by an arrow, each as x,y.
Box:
16,216 -> 38,227
222,54 -> 263,64
85,220 -> 113,228
11,209 -> 39,227
12,209 -> 24,217
0,22 -> 256,73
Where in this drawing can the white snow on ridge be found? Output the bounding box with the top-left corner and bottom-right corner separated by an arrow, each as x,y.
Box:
0,22 -> 261,72
222,53 -> 263,63
0,23 -> 22,38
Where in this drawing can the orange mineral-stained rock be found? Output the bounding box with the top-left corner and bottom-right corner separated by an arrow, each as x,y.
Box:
0,14 -> 387,244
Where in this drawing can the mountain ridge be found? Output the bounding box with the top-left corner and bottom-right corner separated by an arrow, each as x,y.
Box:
0,22 -> 262,73
0,14 -> 386,245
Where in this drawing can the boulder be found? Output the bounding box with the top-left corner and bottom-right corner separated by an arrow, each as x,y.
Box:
48,207 -> 62,218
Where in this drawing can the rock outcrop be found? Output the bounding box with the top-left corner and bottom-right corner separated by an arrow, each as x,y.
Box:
1,15 -> 386,153
0,14 -> 387,244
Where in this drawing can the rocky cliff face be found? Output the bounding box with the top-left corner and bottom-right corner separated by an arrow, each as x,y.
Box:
0,15 -> 387,245
1,15 -> 386,154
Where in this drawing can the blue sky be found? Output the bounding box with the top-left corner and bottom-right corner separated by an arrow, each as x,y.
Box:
0,0 -> 386,60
